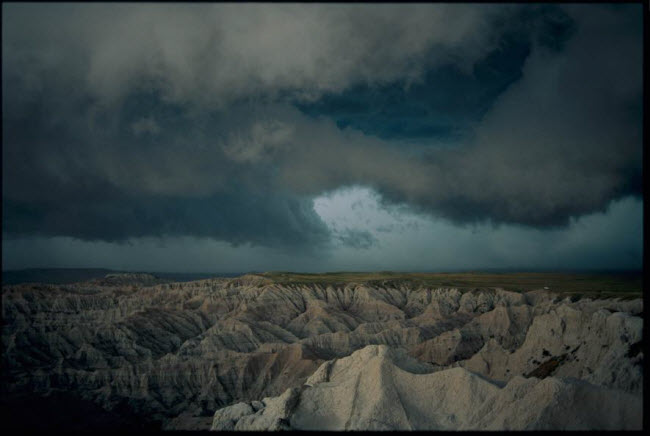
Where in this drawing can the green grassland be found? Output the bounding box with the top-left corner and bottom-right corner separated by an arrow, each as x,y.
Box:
256,271 -> 642,299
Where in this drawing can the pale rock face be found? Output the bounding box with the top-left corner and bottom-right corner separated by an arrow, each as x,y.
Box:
212,345 -> 642,431
2,277 -> 642,430
461,302 -> 643,394
211,402 -> 255,430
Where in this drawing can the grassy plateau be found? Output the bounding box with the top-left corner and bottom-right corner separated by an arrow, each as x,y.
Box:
254,271 -> 642,299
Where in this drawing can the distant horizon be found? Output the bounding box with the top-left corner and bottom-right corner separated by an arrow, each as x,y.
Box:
2,266 -> 641,287
3,266 -> 643,275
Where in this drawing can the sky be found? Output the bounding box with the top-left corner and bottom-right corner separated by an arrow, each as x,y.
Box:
1,3 -> 643,273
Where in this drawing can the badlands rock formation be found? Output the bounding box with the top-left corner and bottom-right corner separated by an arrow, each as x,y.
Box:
212,345 -> 641,431
1,274 -> 643,430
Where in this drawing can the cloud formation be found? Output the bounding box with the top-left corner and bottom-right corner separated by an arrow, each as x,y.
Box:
276,5 -> 642,227
2,3 -> 642,255
2,3 -> 505,105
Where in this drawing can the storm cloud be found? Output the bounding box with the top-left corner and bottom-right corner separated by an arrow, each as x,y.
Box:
1,3 -> 643,265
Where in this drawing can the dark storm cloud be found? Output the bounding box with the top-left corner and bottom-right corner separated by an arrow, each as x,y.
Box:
1,3 -> 508,246
296,5 -> 575,142
1,89 -> 331,246
277,4 -> 642,228
2,3 -> 642,249
2,3 -> 504,106
3,191 -> 329,247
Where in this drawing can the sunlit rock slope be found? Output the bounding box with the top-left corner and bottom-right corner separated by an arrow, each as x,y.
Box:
212,345 -> 641,430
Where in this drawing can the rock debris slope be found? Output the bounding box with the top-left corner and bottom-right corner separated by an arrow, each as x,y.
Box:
2,274 -> 643,430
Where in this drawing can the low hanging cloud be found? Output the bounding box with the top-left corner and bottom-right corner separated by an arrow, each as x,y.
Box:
1,3 -> 642,250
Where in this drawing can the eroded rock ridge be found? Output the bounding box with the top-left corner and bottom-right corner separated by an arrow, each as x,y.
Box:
2,275 -> 642,430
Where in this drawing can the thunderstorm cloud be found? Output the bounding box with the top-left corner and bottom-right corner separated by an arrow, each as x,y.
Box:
1,3 -> 642,271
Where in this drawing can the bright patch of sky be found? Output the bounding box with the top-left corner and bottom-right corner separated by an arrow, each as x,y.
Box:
3,188 -> 640,273
312,186 -> 642,271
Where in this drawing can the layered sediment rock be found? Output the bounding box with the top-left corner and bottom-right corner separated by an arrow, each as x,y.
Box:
2,275 -> 642,430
